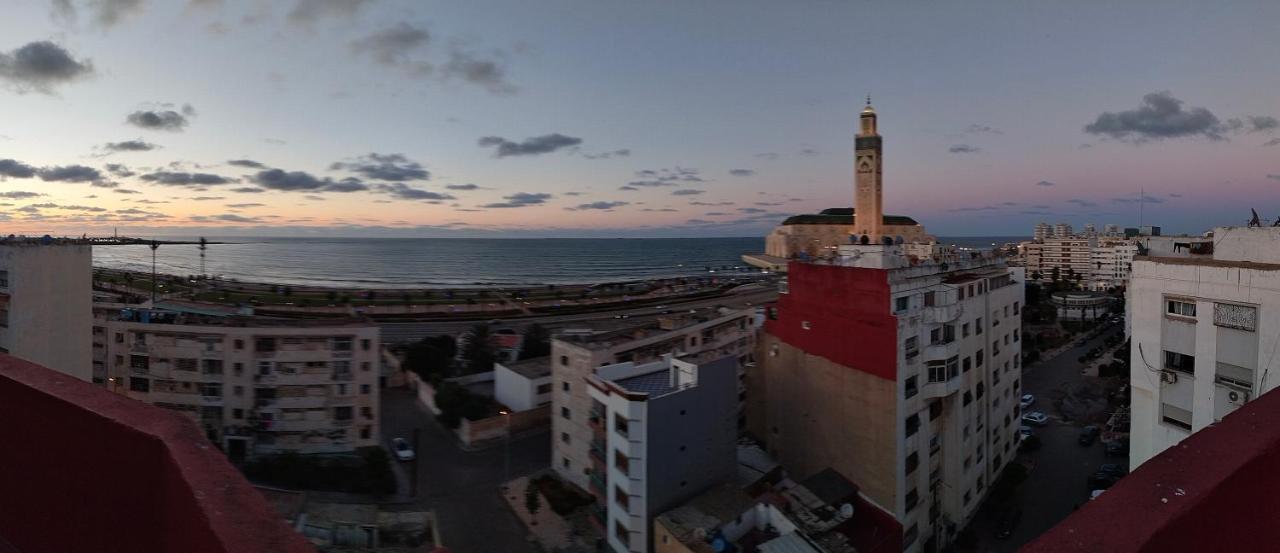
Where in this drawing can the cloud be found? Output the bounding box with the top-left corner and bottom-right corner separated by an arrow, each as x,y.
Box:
1264,138 -> 1280,147
0,159 -> 38,179
0,41 -> 94,94
672,189 -> 704,196
1267,174 -> 1280,182
113,188 -> 141,194
568,201 -> 628,211
126,109 -> 190,131
350,23 -> 431,76
738,207 -> 767,214
1247,116 -> 1278,133
964,124 -> 1003,135
949,144 -> 981,154
478,134 -> 582,157
373,182 -> 454,200
1084,92 -> 1234,142
754,152 -> 780,160
104,163 -> 135,177
480,192 -> 552,208
1111,195 -> 1165,204
627,167 -> 703,188
443,50 -> 514,95
102,139 -> 158,153
87,0 -> 146,27
1035,180 -> 1055,187
0,191 -> 42,199
139,171 -> 234,186
754,202 -> 783,206
191,196 -> 224,200
190,213 -> 261,223
1067,199 -> 1098,208
689,201 -> 734,206
231,187 -> 264,193
947,206 -> 1000,213
582,149 -> 631,160
38,164 -> 102,182
641,208 -> 678,212
303,195 -> 325,201
331,153 -> 430,181
252,168 -> 367,192
704,212 -> 728,216
686,219 -> 714,225
446,183 -> 479,190
562,191 -> 584,196
798,148 -> 821,156
228,159 -> 266,169
618,186 -> 639,191
728,169 -> 755,177
288,0 -> 373,24
226,203 -> 264,208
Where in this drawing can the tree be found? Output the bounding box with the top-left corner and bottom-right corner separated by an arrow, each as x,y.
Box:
404,335 -> 457,381
1050,266 -> 1061,283
525,481 -> 541,520
1030,271 -> 1042,281
327,290 -> 337,303
461,324 -> 495,374
520,323 -> 551,360
434,381 -> 489,428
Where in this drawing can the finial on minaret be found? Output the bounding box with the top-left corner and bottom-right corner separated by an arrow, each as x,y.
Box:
866,94 -> 871,106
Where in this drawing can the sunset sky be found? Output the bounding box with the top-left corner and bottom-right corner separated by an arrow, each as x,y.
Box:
2,0 -> 1278,238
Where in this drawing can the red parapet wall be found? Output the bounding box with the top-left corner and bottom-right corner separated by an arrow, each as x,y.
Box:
765,262 -> 898,381
0,355 -> 314,553
1021,387 -> 1280,553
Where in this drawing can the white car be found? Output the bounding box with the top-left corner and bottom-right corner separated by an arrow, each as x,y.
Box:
391,437 -> 415,461
1022,411 -> 1050,426
1020,394 -> 1035,409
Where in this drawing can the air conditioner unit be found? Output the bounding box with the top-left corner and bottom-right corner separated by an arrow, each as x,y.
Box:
1227,389 -> 1250,406
1160,371 -> 1177,384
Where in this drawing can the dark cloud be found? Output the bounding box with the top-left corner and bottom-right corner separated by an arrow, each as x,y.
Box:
443,50 -> 515,95
446,183 -> 479,191
102,139 -> 158,153
568,201 -> 628,211
303,195 -> 326,201
480,192 -> 552,208
0,191 -> 41,199
1035,180 -> 1055,187
1067,199 -> 1098,208
139,171 -> 234,186
754,202 -> 783,206
1267,174 -> 1280,182
104,163 -> 135,177
113,188 -> 141,194
689,201 -> 734,206
478,134 -> 581,157
627,167 -> 703,188
191,196 -> 224,200
88,0 -> 146,27
964,124 -> 1003,135
331,153 -> 430,181
38,164 -> 102,182
1084,92 -> 1235,142
288,0 -> 374,24
728,169 -> 755,177
704,212 -> 728,216
231,187 -> 264,193
227,159 -> 266,169
582,149 -> 631,160
226,203 -> 264,208
686,219 -> 714,225
1249,116 -> 1280,133
672,189 -> 704,196
1264,138 -> 1280,147
373,182 -> 454,200
126,109 -> 190,131
737,207 -> 767,214
640,208 -> 678,212
947,205 -> 1000,213
0,159 -> 38,179
949,144 -> 981,154
562,191 -> 584,196
191,214 -> 261,223
618,186 -> 639,191
0,41 -> 94,94
1168,193 -> 1183,198
350,23 -> 431,76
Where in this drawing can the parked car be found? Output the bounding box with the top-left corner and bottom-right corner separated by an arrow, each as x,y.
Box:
1090,489 -> 1106,500
1018,425 -> 1035,440
996,508 -> 1023,539
1020,394 -> 1035,409
1098,463 -> 1128,477
391,437 -> 415,461
1105,440 -> 1128,457
1088,472 -> 1121,490
1022,411 -> 1050,426
1078,425 -> 1101,446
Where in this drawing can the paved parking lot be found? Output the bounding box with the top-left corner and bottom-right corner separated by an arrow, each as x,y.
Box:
963,324 -> 1128,552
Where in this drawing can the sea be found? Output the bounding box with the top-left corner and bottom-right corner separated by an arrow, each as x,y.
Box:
90,235 -> 1026,289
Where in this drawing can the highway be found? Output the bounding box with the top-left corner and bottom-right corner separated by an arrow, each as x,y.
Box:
378,282 -> 779,344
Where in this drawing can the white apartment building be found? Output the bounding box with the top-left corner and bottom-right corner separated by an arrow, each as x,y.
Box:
1128,226 -> 1280,468
97,305 -> 381,461
1032,236 -> 1096,285
1053,223 -> 1073,239
551,308 -> 755,493
0,240 -> 92,381
752,244 -> 1025,553
586,355 -> 737,553
1088,240 -> 1139,290
1033,223 -> 1052,242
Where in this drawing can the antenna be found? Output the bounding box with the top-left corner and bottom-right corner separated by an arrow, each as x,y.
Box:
1138,187 -> 1144,228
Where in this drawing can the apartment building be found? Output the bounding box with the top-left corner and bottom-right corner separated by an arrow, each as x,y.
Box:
587,355 -> 737,553
1053,223 -> 1073,239
1033,222 -> 1052,242
1031,236 -> 1096,284
0,240 -> 92,381
551,308 -> 755,493
97,305 -> 381,460
1128,226 -> 1280,467
750,244 -> 1024,553
1088,240 -> 1138,290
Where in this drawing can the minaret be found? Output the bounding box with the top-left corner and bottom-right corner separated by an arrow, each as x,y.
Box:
854,96 -> 884,242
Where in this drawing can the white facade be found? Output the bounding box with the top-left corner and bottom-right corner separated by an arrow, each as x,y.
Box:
1128,227 -> 1280,468
97,308 -> 381,459
494,358 -> 551,412
1033,223 -> 1052,242
0,243 -> 93,381
1088,240 -> 1138,290
1053,223 -> 1073,238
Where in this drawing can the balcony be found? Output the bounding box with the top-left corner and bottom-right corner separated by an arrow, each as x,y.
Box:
275,396 -> 327,409
924,340 -> 961,361
922,377 -> 962,399
924,303 -> 963,324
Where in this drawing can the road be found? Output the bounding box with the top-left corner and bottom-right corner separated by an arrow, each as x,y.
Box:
380,388 -> 549,553
379,283 -> 778,344
964,323 -> 1127,552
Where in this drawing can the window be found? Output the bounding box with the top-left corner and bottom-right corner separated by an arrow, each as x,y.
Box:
257,361 -> 272,376
130,377 -> 150,392
615,449 -> 630,474
905,375 -> 919,398
1014,301 -> 1020,315
993,369 -> 1001,385
1167,299 -> 1196,318
905,414 -> 920,437
977,476 -> 985,491
1014,329 -> 1020,342
895,296 -> 910,312
992,310 -> 1000,326
233,408 -> 243,419
562,458 -> 571,469
963,356 -> 972,373
976,350 -> 985,367
233,362 -> 243,376
334,406 -> 353,421
962,323 -> 970,338
177,358 -> 198,372
968,284 -> 975,296
561,407 -> 571,420
560,432 -> 570,443
924,291 -> 936,307
115,332 -> 124,343
614,414 -> 629,437
234,385 -> 244,397
614,520 -> 629,544
130,355 -> 149,371
361,362 -> 371,371
562,381 -> 570,392
927,360 -> 947,383
904,336 -> 919,358
976,444 -> 984,463
943,324 -> 956,343
930,328 -> 941,344
993,340 -> 1000,356
361,339 -> 371,351
1164,351 -> 1195,374
202,359 -> 223,375
976,317 -> 984,334
360,384 -> 370,395
333,337 -> 353,351
904,489 -> 919,512
1162,403 -> 1193,430
234,339 -> 244,350
929,400 -> 942,420
963,491 -> 972,505
560,355 -> 569,366
361,406 -> 372,419
963,424 -> 970,438
1214,302 -> 1257,331
361,426 -> 371,440
536,383 -> 553,394
976,382 -> 985,399
1004,414 -> 1011,427
255,337 -> 276,353
200,383 -> 222,398
615,485 -> 630,511
1004,305 -> 1010,317
963,391 -> 973,406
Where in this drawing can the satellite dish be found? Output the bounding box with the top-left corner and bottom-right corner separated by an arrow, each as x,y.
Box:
840,503 -> 855,517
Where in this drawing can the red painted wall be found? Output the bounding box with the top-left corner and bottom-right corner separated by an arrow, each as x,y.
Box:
0,355 -> 314,553
765,262 -> 898,381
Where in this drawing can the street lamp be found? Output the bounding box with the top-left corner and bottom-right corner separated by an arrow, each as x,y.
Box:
499,409 -> 511,490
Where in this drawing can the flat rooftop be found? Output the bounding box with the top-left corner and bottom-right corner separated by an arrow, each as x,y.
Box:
614,369 -> 675,396
1136,255 -> 1280,271
555,307 -> 746,350
502,356 -> 551,379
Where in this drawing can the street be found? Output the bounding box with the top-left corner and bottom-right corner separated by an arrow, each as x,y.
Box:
380,388 -> 549,553
965,323 -> 1127,552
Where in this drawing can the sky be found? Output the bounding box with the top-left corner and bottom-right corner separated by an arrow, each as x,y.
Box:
1,0 -> 1278,238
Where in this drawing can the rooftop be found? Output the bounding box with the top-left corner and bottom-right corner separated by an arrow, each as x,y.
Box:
0,354 -> 314,553
781,208 -> 919,227
501,355 -> 552,379
1021,386 -> 1280,553
613,369 -> 675,396
554,306 -> 747,351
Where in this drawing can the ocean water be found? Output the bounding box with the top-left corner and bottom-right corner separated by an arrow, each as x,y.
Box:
91,236 -> 767,288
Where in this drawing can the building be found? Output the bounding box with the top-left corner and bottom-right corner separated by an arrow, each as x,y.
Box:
743,99 -> 932,270
1050,291 -> 1113,321
1082,223 -> 1097,237
97,305 -> 381,460
1087,239 -> 1139,290
0,239 -> 93,381
0,354 -> 314,553
1053,223 -> 1073,238
1127,226 -> 1280,467
1034,236 -> 1096,284
551,307 -> 755,494
1103,224 -> 1121,236
746,105 -> 1024,552
495,356 -> 552,411
1033,222 -> 1052,242
587,355 -> 738,553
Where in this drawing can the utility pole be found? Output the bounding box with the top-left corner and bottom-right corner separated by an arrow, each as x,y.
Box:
150,240 -> 160,305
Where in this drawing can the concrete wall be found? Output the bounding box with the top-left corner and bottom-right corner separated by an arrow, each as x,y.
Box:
495,362 -> 550,411
0,245 -> 92,381
458,405 -> 550,447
